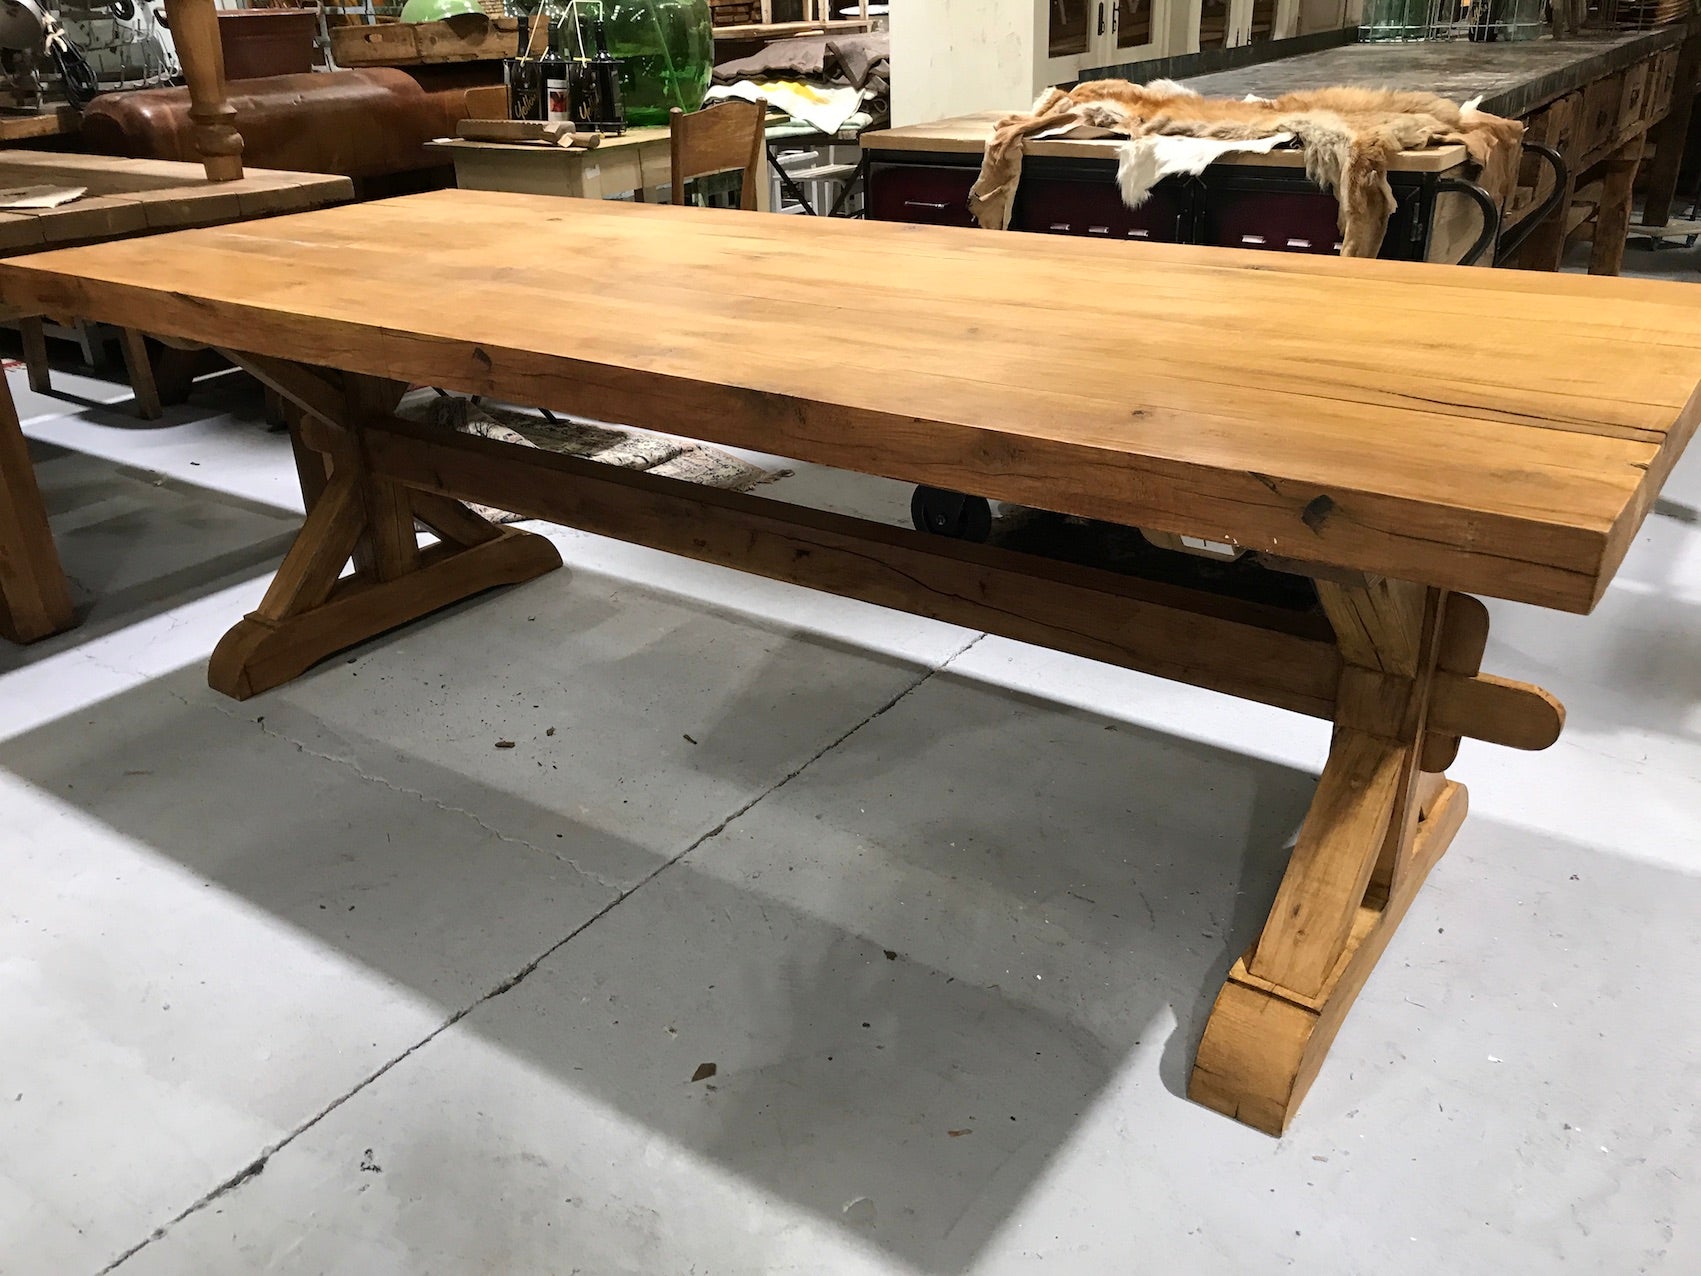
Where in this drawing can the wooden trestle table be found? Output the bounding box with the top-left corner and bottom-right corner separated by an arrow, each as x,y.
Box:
3,189 -> 1697,1134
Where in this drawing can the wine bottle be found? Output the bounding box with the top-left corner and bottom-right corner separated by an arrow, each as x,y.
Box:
506,14 -> 547,121
543,13 -> 572,123
589,16 -> 626,135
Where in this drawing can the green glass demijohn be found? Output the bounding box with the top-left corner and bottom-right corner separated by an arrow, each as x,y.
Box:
565,0 -> 713,128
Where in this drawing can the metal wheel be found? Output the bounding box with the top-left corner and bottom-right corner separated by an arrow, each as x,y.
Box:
910,486 -> 992,542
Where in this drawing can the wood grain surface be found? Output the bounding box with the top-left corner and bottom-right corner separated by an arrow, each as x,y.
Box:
2,188 -> 1696,612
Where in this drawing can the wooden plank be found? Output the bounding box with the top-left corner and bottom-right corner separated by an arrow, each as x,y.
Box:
3,191 -> 1700,612
457,119 -> 577,145
0,212 -> 46,253
712,18 -> 872,38
0,106 -> 79,143
7,194 -> 149,247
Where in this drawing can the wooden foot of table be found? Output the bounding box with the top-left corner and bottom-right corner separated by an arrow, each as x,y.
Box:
207,354 -> 561,699
1189,582 -> 1501,1134
1191,773 -> 1466,1134
0,370 -> 75,643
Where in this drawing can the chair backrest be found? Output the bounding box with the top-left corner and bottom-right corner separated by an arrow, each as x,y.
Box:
669,98 -> 766,210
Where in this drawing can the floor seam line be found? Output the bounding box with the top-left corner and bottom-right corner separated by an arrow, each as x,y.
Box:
96,634 -> 980,1273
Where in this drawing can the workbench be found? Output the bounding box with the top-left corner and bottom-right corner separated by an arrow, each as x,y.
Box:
0,151 -> 352,644
1173,28 -> 1694,273
4,190 -> 1697,1134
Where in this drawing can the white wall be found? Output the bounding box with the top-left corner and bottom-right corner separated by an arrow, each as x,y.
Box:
890,0 -> 1039,126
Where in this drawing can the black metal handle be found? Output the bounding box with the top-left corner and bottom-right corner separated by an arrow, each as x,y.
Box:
1493,142 -> 1568,264
1434,177 -> 1502,267
1098,2 -> 1106,34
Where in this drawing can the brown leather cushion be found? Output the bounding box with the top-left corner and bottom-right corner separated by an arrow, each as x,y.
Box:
81,68 -> 473,179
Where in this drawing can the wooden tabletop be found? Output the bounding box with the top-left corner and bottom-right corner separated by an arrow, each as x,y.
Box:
862,110 -> 1469,172
0,150 -> 353,255
1,187 -> 1695,613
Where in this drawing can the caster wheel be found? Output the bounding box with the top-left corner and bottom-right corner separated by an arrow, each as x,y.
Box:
911,486 -> 992,542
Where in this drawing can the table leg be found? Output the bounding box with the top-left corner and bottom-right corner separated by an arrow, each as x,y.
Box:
18,316 -> 51,395
1640,22 -> 1701,228
0,371 -> 76,643
205,353 -> 560,699
1589,141 -> 1643,277
118,328 -> 163,420
1190,579 -> 1474,1135
161,0 -> 243,182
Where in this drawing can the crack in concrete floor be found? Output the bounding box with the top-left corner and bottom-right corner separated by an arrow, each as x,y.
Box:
94,633 -> 985,1274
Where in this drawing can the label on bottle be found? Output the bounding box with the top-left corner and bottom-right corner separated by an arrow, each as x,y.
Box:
546,76 -> 572,123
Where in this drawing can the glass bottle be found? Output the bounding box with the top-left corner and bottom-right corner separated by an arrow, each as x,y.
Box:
570,0 -> 712,128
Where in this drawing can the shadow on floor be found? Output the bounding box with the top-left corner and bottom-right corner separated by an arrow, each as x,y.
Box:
0,625 -> 1316,1272
1,430 -> 299,675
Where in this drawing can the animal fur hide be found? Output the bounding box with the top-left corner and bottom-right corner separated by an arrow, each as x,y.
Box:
970,80 -> 1525,258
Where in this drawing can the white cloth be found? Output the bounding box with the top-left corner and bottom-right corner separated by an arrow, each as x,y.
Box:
1115,133 -> 1294,209
705,79 -> 868,136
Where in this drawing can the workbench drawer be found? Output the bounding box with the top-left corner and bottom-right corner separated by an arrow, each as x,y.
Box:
1579,72 -> 1625,158
1010,177 -> 1189,243
867,163 -> 978,228
1644,48 -> 1679,129
1619,61 -> 1650,138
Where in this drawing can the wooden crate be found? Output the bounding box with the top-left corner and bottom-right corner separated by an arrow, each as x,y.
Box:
710,0 -> 763,24
329,15 -> 522,67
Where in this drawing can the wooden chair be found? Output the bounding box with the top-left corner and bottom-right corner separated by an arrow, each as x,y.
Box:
668,98 -> 767,210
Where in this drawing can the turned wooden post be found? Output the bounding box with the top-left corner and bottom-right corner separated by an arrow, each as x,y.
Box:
163,0 -> 244,181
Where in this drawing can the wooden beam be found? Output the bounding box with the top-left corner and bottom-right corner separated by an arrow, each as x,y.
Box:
356,414 -> 1564,753
362,414 -> 1349,719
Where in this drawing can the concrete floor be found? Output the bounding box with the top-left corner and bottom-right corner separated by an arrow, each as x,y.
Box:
3,259 -> 1700,1274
